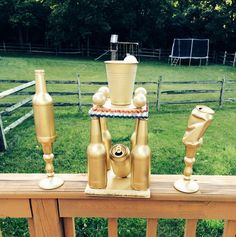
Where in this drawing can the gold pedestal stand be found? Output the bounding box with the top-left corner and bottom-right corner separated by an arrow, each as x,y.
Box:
174,105 -> 215,194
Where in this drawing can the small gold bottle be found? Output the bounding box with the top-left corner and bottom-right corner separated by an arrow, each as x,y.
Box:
100,117 -> 112,170
130,119 -> 139,151
131,119 -> 151,191
87,117 -> 107,189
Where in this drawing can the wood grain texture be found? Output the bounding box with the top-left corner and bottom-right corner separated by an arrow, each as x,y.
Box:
0,174 -> 236,202
31,199 -> 64,237
28,218 -> 36,237
0,199 -> 31,218
223,220 -> 236,237
146,219 -> 157,237
184,219 -> 197,237
108,218 -> 118,237
63,218 -> 75,237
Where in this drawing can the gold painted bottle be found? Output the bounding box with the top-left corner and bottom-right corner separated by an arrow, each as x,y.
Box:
33,70 -> 56,153
130,119 -> 139,151
131,119 -> 151,191
87,117 -> 107,189
100,117 -> 112,170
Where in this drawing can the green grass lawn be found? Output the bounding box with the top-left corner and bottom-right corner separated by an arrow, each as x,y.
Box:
0,54 -> 236,236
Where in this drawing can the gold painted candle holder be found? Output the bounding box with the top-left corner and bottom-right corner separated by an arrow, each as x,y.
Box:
33,70 -> 64,190
174,105 -> 215,193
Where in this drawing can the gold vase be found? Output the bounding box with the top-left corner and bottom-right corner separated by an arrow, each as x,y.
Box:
33,70 -> 64,190
87,117 -> 107,189
131,119 -> 151,191
110,144 -> 131,178
105,61 -> 138,105
100,117 -> 112,170
174,105 -> 215,193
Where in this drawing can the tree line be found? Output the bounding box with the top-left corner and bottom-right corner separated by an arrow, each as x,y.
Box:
0,0 -> 235,51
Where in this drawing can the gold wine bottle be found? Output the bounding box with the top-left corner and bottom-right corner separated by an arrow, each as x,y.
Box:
131,119 -> 151,191
33,69 -> 64,190
87,117 -> 107,189
100,117 -> 112,170
130,119 -> 139,151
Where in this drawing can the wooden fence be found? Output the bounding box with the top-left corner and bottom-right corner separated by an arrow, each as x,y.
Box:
1,77 -> 236,151
0,173 -> 236,237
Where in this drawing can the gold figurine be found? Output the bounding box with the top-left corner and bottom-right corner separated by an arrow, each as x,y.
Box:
100,117 -> 112,170
87,117 -> 107,189
131,119 -> 151,191
174,105 -> 215,193
110,144 -> 131,178
33,70 -> 64,190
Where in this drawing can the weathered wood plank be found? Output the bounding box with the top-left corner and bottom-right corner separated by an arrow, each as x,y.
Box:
0,199 -> 31,218
161,80 -> 220,85
0,81 -> 35,99
0,115 -> 7,151
146,218 -> 157,237
4,110 -> 33,134
223,220 -> 236,237
0,97 -> 32,115
0,91 -> 78,96
184,219 -> 197,237
28,218 -> 36,237
161,89 -> 220,95
31,199 -> 64,237
63,218 -> 75,237
108,218 -> 118,237
160,99 -> 219,105
1,174 -> 236,202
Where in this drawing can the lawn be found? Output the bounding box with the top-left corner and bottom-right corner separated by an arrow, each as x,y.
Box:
0,54 -> 236,236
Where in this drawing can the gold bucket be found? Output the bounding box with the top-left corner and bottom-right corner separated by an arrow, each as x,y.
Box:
105,60 -> 138,105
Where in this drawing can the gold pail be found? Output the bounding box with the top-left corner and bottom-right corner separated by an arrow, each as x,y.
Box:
105,61 -> 138,105
110,144 -> 131,178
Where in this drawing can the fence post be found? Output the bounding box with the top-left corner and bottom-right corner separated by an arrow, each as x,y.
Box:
0,115 -> 7,152
223,51 -> 227,65
159,48 -> 161,60
3,42 -> 6,52
77,74 -> 82,112
156,76 -> 162,111
219,77 -> 226,107
233,52 -> 236,67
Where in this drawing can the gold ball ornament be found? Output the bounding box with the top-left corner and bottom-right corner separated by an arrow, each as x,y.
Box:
98,86 -> 110,98
92,92 -> 106,106
135,87 -> 147,96
133,94 -> 146,108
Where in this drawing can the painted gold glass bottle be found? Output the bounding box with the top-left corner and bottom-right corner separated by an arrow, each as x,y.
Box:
33,69 -> 64,190
87,117 -> 107,189
100,117 -> 112,170
130,119 -> 139,151
131,119 -> 151,190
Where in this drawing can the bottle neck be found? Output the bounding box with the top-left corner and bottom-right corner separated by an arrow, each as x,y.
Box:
100,117 -> 108,131
35,70 -> 47,94
136,119 -> 148,145
90,117 -> 103,143
134,119 -> 139,133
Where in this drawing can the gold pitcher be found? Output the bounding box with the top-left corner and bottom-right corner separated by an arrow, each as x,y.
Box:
87,117 -> 107,189
110,144 -> 131,178
33,69 -> 64,190
174,105 -> 215,193
131,119 -> 151,191
105,60 -> 138,105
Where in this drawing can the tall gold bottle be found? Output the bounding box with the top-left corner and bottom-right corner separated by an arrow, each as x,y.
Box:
87,117 -> 107,189
100,117 -> 112,170
33,69 -> 64,189
130,119 -> 139,151
131,119 -> 151,190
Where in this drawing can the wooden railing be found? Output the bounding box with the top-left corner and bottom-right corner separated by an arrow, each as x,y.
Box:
0,173 -> 236,237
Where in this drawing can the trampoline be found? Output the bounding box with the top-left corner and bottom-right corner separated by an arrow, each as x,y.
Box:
169,38 -> 209,66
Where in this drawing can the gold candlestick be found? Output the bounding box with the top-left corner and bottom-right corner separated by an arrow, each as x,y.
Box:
174,105 -> 214,193
33,70 -> 64,190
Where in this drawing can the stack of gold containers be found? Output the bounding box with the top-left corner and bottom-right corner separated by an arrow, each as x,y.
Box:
85,55 -> 151,198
